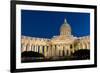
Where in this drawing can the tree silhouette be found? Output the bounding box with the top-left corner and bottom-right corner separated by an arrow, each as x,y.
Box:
72,49 -> 90,59
21,51 -> 44,58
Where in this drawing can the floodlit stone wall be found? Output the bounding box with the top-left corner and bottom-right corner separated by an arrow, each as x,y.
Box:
21,35 -> 90,58
21,19 -> 90,58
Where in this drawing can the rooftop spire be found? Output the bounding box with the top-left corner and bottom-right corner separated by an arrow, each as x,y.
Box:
64,18 -> 68,24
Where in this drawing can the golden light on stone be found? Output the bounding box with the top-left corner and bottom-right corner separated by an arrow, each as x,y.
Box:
21,19 -> 90,58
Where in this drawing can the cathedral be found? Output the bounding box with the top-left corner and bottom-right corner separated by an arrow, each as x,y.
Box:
21,19 -> 90,58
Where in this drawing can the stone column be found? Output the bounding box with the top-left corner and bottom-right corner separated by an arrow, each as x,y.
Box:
37,45 -> 39,52
51,45 -> 53,57
31,45 -> 34,51
39,46 -> 43,54
56,45 -> 59,56
21,44 -> 26,52
78,43 -> 81,50
56,45 -> 58,56
65,45 -> 68,56
24,44 -> 27,52
36,45 -> 38,52
29,44 -> 32,51
52,45 -> 56,57
47,46 -> 50,57
49,46 -> 52,57
87,42 -> 90,49
26,44 -> 28,51
60,45 -> 63,56
83,42 -> 86,49
30,44 -> 32,51
54,45 -> 56,56
86,42 -> 89,49
85,42 -> 87,49
50,45 -> 52,57
26,44 -> 30,51
82,42 -> 84,49
51,45 -> 54,57
44,46 -> 47,56
35,45 -> 37,52
27,44 -> 31,51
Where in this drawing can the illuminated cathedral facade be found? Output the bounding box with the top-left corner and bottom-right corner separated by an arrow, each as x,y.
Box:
21,19 -> 90,58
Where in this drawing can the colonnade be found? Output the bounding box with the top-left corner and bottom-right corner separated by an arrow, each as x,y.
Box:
21,43 -> 75,58
21,36 -> 90,58
75,40 -> 90,51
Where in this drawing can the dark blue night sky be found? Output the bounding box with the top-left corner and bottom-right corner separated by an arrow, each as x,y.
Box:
21,10 -> 90,39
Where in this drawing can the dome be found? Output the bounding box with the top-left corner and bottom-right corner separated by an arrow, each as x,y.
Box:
60,19 -> 71,36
